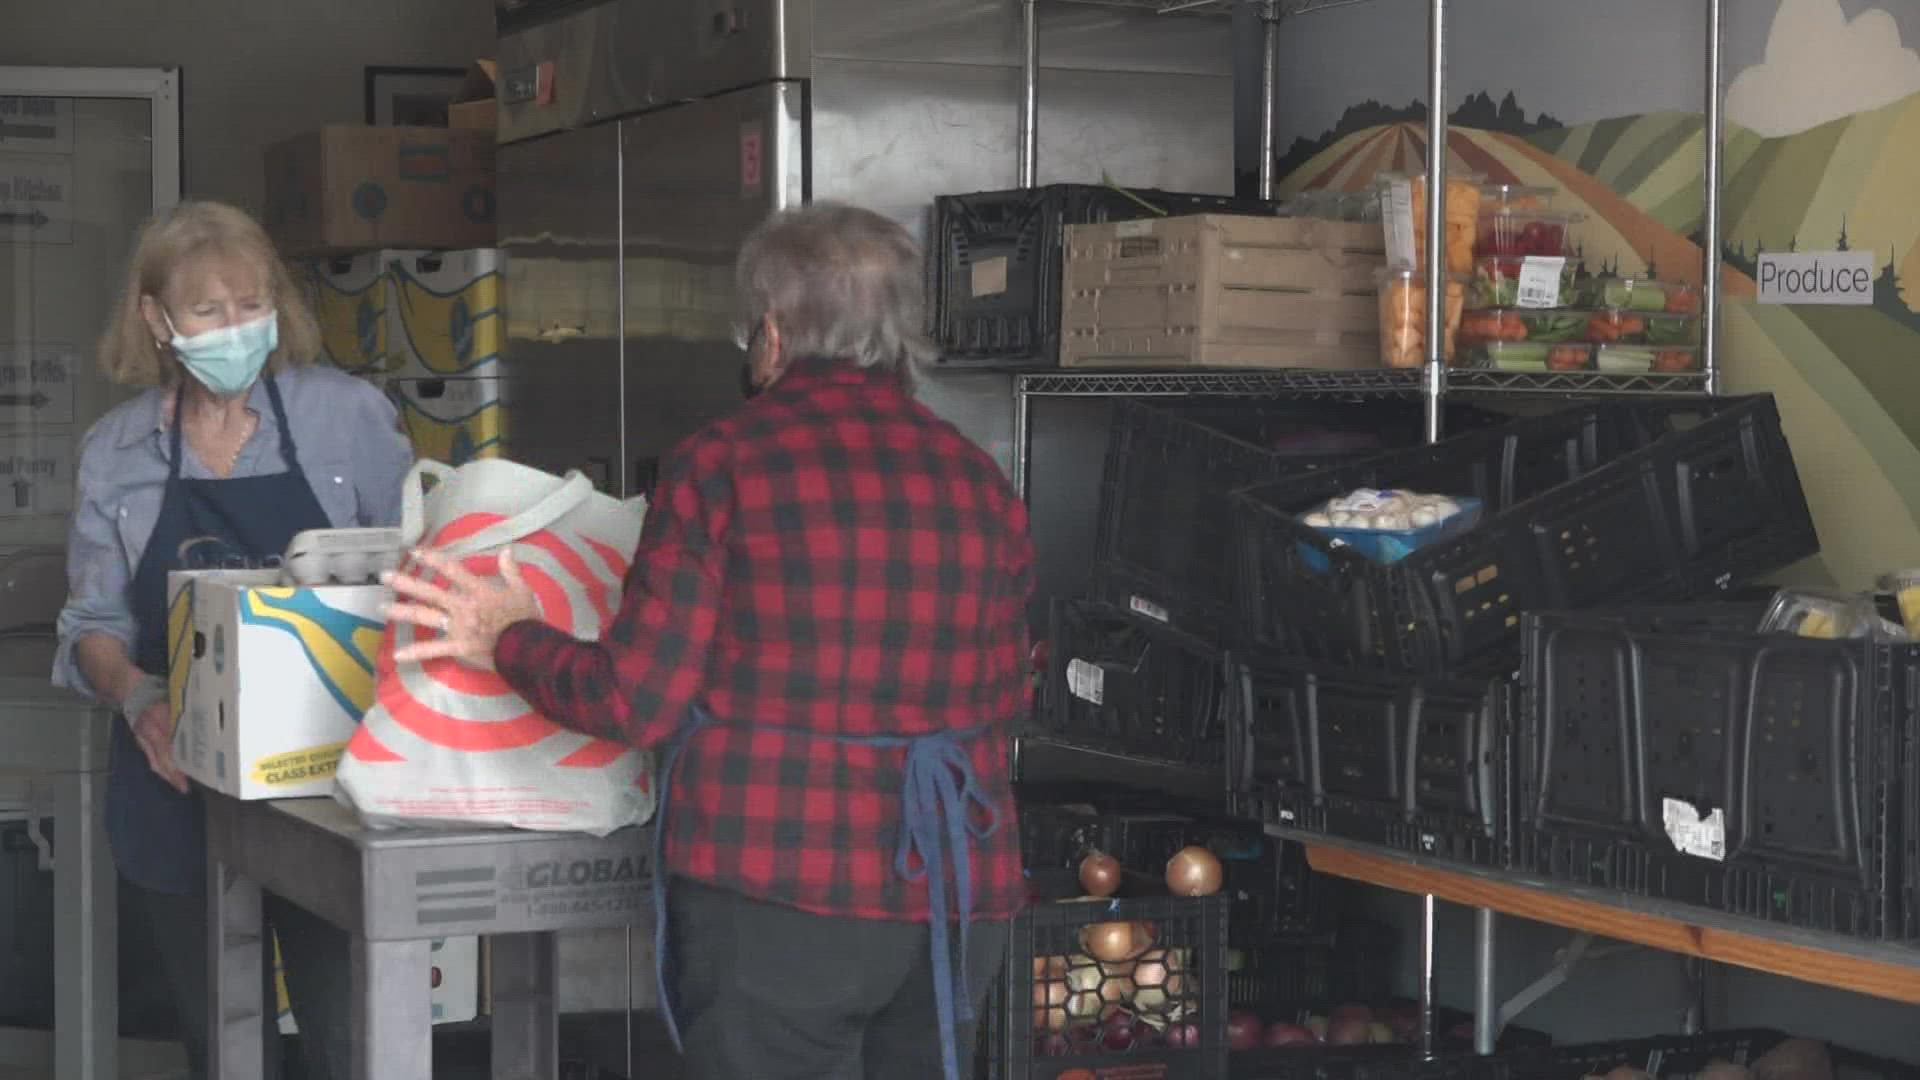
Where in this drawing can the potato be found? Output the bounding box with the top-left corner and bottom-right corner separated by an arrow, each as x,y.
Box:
1751,1038 -> 1832,1080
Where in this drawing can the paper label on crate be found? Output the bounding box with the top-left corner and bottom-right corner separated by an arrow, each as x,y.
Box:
1382,176 -> 1416,268
1128,595 -> 1170,624
1515,256 -> 1567,309
1066,658 -> 1105,705
249,743 -> 348,788
970,255 -> 1008,298
1114,220 -> 1155,240
1661,797 -> 1726,862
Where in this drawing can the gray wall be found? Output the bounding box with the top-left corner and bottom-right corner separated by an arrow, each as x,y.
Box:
0,0 -> 494,211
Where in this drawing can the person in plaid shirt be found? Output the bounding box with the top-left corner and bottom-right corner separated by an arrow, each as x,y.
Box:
384,203 -> 1034,1080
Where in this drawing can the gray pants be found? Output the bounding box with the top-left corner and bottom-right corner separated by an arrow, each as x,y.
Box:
126,881 -> 352,1080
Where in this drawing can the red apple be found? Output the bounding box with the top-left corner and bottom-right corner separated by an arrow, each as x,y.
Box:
1264,1022 -> 1320,1047
1227,1010 -> 1265,1051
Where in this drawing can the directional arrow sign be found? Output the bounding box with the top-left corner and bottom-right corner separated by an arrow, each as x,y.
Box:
0,436 -> 71,517
0,156 -> 71,244
0,347 -> 73,426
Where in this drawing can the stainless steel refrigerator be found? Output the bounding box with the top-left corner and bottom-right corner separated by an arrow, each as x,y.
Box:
494,0 -> 1240,497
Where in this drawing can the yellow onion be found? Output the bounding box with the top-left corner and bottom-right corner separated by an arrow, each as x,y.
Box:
1080,919 -> 1154,963
1165,846 -> 1224,897
1031,978 -> 1069,1032
1129,947 -> 1189,1014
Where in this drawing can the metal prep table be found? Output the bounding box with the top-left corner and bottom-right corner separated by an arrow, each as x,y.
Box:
204,796 -> 652,1080
0,677 -> 118,1080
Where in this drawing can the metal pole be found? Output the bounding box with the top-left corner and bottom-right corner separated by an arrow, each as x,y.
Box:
1018,0 -> 1039,188
1473,907 -> 1497,1054
1012,377 -> 1033,500
1701,0 -> 1725,395
1418,893 -> 1438,1056
1422,0 -> 1447,445
1258,0 -> 1280,200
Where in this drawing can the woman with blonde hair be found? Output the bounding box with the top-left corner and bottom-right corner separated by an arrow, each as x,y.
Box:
54,200 -> 413,1078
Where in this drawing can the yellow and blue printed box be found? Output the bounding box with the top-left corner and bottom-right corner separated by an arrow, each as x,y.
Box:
386,375 -> 506,466
165,569 -> 386,801
298,252 -> 396,377
387,248 -> 504,379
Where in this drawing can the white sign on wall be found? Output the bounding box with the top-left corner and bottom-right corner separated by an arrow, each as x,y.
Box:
0,155 -> 74,245
0,97 -> 73,154
1756,251 -> 1877,306
0,434 -> 73,517
0,345 -> 76,427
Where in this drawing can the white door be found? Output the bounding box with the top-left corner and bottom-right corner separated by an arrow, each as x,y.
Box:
0,67 -> 179,563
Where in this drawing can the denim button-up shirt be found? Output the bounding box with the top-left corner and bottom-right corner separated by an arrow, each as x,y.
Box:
53,364 -> 416,699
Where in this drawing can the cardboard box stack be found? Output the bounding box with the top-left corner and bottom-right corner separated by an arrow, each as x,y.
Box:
268,61 -> 507,466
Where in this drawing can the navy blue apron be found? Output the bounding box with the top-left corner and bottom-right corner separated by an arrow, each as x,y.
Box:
651,707 -> 1001,1080
111,377 -> 332,895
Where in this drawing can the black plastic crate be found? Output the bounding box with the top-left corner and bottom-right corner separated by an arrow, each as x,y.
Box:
1909,647 -> 1920,941
929,185 -> 1284,369
1228,656 -> 1510,866
1514,1028 -> 1918,1080
1091,401 -> 1378,638
1235,396 -> 1818,677
1230,1001 -> 1550,1080
1018,804 -> 1332,940
984,894 -> 1232,1080
1515,608 -> 1913,940
1020,599 -> 1236,803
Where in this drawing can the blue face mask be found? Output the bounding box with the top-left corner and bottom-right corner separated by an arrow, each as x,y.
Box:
166,311 -> 278,397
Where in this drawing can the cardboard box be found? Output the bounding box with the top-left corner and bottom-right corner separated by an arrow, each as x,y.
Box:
1060,214 -> 1386,370
264,126 -> 497,256
165,569 -> 387,800
387,248 -> 505,378
298,252 -> 397,376
387,375 -> 506,466
276,934 -> 478,1033
448,61 -> 498,133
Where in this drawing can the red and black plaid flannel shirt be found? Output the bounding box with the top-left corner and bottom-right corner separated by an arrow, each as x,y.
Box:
495,360 -> 1033,922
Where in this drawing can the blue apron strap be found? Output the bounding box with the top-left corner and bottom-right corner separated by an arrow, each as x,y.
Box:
883,724 -> 1002,1080
649,706 -> 711,1054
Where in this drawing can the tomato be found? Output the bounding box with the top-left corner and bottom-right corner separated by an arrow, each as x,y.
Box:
1653,349 -> 1695,373
1666,284 -> 1701,314
1548,346 -> 1589,371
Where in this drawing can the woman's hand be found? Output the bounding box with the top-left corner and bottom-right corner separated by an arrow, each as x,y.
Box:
132,699 -> 189,794
383,549 -> 542,669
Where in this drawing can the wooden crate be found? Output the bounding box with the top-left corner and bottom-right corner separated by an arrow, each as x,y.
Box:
1060,214 -> 1386,369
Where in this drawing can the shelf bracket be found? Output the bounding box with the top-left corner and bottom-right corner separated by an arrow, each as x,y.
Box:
1496,931 -> 1641,1029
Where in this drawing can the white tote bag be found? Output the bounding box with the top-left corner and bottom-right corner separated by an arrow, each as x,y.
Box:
334,459 -> 655,835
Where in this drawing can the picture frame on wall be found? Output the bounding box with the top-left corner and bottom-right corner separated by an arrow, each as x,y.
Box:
364,66 -> 468,127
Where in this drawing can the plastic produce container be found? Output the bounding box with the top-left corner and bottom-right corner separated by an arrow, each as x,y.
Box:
1377,267 -> 1466,368
1876,569 -> 1920,637
1477,183 -> 1556,210
1473,210 -> 1579,261
1584,309 -> 1700,346
1375,172 -> 1482,275
1758,589 -> 1904,640
1587,275 -> 1701,314
1468,256 -> 1576,308
1299,492 -> 1484,566
1593,344 -> 1698,374
1465,340 -> 1593,372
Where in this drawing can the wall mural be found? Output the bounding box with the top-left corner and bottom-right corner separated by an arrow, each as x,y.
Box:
1274,0 -> 1920,588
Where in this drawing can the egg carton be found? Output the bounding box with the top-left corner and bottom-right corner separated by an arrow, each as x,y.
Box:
281,528 -> 404,586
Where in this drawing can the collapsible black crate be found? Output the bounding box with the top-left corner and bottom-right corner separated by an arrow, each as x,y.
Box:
1909,650 -> 1920,941
1020,599 -> 1236,804
1235,396 -> 1819,677
1513,1029 -> 1917,1080
929,185 -> 1284,369
983,894 -> 1232,1080
1229,656 -> 1511,866
1018,804 -> 1332,940
1091,401 -> 1378,639
1515,607 -> 1913,941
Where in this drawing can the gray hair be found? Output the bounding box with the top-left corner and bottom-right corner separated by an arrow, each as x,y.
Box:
735,202 -> 937,377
